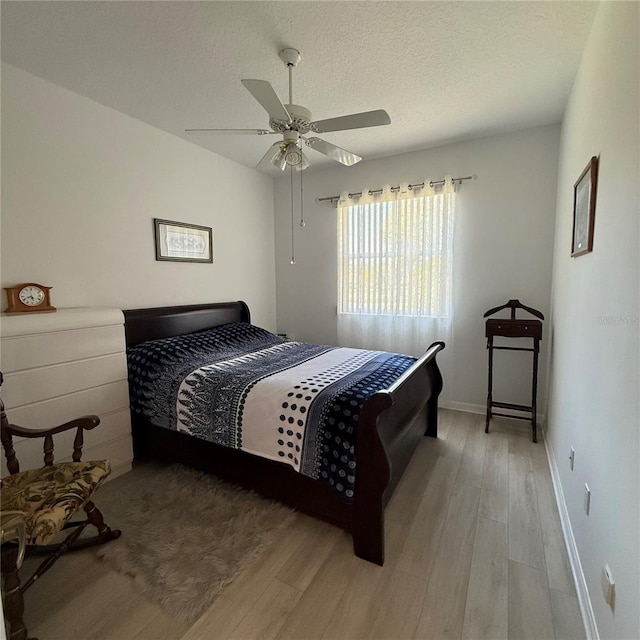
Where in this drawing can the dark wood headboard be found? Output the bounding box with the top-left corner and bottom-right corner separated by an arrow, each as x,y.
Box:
123,301 -> 250,348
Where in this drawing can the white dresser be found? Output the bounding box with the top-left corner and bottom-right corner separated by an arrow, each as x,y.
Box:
0,307 -> 133,479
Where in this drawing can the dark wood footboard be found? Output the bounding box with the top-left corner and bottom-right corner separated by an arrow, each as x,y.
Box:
123,302 -> 445,565
352,341 -> 445,564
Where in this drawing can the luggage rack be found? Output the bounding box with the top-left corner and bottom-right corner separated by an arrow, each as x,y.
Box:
484,299 -> 544,442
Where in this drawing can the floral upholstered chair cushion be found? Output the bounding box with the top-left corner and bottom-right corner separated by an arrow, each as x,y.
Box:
0,460 -> 111,545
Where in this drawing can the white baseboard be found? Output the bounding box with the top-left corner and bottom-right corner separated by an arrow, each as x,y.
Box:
106,460 -> 132,482
440,400 -> 545,425
440,400 -> 485,415
541,425 -> 599,640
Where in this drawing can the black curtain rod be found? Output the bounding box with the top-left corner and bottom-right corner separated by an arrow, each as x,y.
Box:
317,174 -> 477,204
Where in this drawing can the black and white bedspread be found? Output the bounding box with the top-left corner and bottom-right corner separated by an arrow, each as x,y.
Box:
128,323 -> 416,501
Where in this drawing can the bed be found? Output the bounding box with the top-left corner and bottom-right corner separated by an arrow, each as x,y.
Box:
123,301 -> 444,565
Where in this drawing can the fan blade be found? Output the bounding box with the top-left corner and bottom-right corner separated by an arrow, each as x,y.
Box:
241,79 -> 292,124
305,137 -> 362,166
311,109 -> 390,133
185,128 -> 275,136
256,141 -> 285,170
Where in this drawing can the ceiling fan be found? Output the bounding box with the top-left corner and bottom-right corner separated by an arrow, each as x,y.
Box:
185,48 -> 391,171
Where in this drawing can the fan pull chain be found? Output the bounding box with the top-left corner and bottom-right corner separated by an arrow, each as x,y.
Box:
290,166 -> 295,264
288,64 -> 293,104
300,169 -> 305,227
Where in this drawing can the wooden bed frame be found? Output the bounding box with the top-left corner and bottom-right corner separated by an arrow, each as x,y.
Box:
123,301 -> 445,565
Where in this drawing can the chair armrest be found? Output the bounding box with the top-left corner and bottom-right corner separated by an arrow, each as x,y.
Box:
2,416 -> 102,470
2,416 -> 100,439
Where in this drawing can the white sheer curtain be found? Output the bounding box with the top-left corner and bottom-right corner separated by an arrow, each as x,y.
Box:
337,178 -> 455,356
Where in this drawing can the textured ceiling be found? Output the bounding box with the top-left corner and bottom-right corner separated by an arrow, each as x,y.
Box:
1,1 -> 598,174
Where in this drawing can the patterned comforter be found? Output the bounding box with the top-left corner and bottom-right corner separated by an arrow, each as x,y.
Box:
127,322 -> 416,501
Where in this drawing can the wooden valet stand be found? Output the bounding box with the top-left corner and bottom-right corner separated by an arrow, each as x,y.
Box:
484,299 -> 544,443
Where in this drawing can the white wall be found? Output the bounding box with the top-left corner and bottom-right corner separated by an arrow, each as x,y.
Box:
546,3 -> 639,638
1,63 -> 277,329
274,126 -> 559,411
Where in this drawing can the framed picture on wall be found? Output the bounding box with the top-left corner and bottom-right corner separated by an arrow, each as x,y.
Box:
571,156 -> 599,257
154,219 -> 213,263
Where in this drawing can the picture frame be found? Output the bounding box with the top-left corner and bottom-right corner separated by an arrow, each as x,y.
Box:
571,156 -> 599,257
154,218 -> 213,263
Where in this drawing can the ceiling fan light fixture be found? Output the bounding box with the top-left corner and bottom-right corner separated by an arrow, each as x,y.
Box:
284,142 -> 302,166
297,151 -> 310,171
272,148 -> 287,171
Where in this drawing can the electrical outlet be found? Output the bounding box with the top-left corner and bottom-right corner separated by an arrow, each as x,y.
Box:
569,447 -> 575,470
584,483 -> 591,515
601,564 -> 615,607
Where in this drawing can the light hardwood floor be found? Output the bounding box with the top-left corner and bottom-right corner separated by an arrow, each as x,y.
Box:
19,410 -> 586,640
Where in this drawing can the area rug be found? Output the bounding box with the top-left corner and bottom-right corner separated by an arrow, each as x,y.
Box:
95,462 -> 296,622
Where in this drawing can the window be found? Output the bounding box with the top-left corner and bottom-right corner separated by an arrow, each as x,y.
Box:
336,180 -> 454,355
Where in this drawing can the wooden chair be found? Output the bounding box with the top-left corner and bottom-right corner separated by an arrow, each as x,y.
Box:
0,377 -> 121,640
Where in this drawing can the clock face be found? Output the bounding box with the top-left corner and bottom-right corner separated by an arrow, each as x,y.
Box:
19,285 -> 45,307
